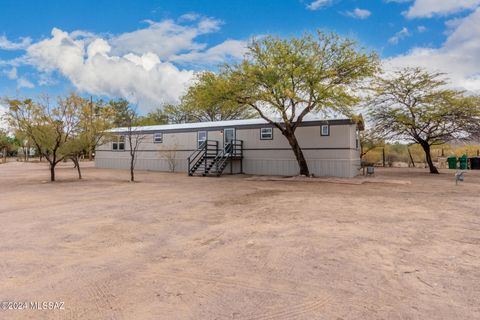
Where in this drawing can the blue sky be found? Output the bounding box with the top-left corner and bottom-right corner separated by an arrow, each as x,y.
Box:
1,0 -> 479,113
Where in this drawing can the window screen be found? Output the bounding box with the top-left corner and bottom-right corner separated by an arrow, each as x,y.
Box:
321,125 -> 330,136
260,127 -> 273,140
153,133 -> 163,143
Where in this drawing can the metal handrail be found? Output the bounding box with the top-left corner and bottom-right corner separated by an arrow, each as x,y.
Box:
188,139 -> 243,176
212,140 -> 243,174
214,144 -> 232,173
187,140 -> 218,175
230,140 -> 243,158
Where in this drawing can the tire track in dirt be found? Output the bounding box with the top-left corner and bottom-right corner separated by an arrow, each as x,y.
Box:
191,279 -> 280,319
244,295 -> 332,320
61,268 -> 123,320
155,272 -> 308,298
152,270 -> 332,319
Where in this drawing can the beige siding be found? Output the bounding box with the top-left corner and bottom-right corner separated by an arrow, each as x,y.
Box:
96,123 -> 361,177
236,125 -> 352,149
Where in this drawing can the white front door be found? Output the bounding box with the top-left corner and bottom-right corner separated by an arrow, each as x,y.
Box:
224,128 -> 235,152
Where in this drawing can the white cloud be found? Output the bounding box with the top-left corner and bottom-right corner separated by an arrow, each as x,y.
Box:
345,8 -> 372,19
417,25 -> 427,33
0,35 -> 32,50
178,13 -> 201,22
25,28 -> 194,111
38,73 -> 57,86
111,17 -> 222,59
2,16 -> 248,112
306,0 -> 333,11
172,39 -> 247,65
387,8 -> 480,92
17,77 -> 34,89
7,67 -> 17,79
1,67 -> 17,79
405,0 -> 480,18
388,27 -> 410,44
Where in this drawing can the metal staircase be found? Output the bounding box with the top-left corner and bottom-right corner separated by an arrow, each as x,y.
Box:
188,140 -> 243,177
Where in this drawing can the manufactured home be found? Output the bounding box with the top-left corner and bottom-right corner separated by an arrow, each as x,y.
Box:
95,118 -> 363,178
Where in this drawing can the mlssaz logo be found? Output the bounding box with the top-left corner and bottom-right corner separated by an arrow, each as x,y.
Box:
29,301 -> 65,310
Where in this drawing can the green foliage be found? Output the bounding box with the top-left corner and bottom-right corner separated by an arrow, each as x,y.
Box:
367,67 -> 480,173
363,143 -> 480,165
368,68 -> 480,145
360,128 -> 385,158
229,32 -> 379,122
163,104 -> 189,124
7,96 -> 79,163
220,31 -> 379,175
0,129 -> 13,151
6,94 -> 115,180
76,97 -> 115,158
180,71 -> 255,122
108,99 -> 131,127
136,108 -> 169,126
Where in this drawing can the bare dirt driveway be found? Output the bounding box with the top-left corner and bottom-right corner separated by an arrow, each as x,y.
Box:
0,161 -> 479,320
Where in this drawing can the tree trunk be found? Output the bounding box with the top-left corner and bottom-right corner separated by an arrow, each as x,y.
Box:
130,154 -> 135,182
283,131 -> 310,176
50,163 -> 56,181
420,142 -> 439,174
76,161 -> 82,179
3,147 -> 6,163
407,146 -> 415,168
72,157 -> 82,179
382,148 -> 386,167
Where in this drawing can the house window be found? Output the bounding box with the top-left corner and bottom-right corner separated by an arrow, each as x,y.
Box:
260,127 -> 273,140
321,125 -> 330,136
112,135 -> 125,151
198,131 -> 207,148
153,132 -> 163,143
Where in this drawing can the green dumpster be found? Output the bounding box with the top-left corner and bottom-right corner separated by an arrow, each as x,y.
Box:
447,156 -> 457,169
459,155 -> 468,170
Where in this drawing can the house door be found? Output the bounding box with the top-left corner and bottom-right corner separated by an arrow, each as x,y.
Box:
223,128 -> 235,152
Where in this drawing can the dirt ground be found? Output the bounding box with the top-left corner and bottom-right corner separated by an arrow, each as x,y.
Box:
0,161 -> 479,320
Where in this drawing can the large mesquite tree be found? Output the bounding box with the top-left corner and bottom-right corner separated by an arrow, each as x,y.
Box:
6,94 -> 114,181
7,96 -> 81,181
367,67 -> 480,174
224,32 -> 378,176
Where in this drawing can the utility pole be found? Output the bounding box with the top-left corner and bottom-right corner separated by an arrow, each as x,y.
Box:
88,96 -> 93,161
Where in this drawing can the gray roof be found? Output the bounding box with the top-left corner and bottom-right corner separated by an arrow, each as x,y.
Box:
110,117 -> 355,133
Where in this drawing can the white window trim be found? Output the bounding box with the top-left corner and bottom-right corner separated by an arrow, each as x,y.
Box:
153,132 -> 163,143
112,135 -> 125,151
197,131 -> 207,148
321,125 -> 330,136
260,127 -> 273,140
